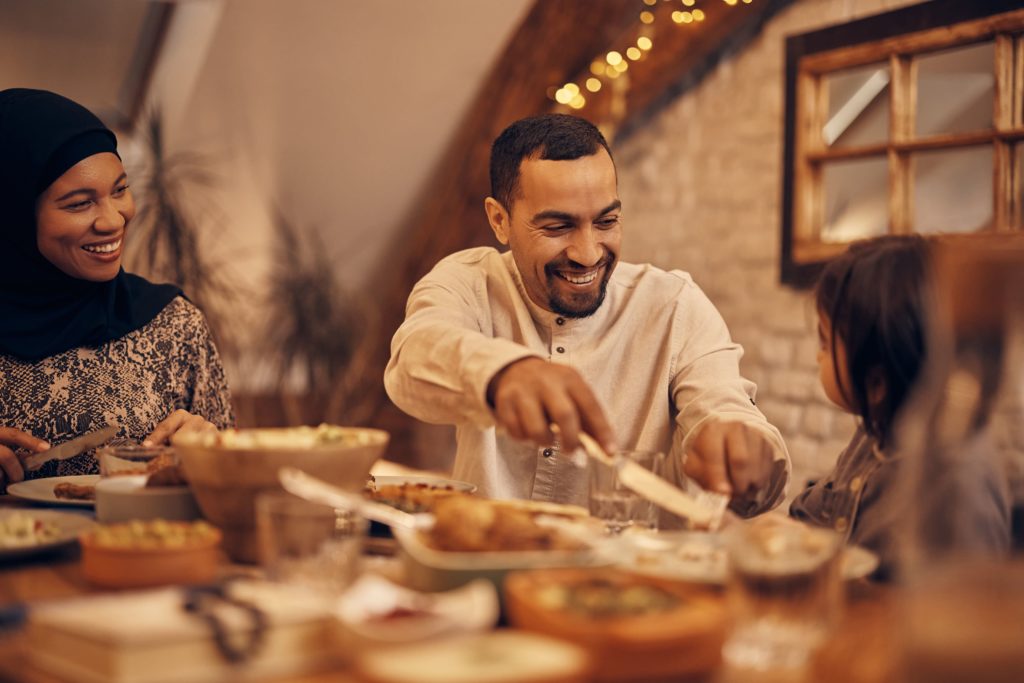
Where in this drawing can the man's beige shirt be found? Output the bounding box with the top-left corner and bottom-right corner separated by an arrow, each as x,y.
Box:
384,247 -> 789,511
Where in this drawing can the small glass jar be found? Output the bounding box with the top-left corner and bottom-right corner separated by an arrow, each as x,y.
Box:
98,444 -> 177,478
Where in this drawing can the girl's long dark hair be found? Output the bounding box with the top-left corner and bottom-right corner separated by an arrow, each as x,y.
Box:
815,234 -> 930,447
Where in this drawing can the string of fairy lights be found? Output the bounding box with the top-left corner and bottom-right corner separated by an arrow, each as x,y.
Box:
550,0 -> 754,111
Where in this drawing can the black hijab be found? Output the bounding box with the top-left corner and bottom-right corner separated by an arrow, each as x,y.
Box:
0,88 -> 181,361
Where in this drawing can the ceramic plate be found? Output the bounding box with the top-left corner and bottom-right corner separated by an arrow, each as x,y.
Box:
0,508 -> 96,560
393,524 -> 606,592
6,475 -> 100,508
600,530 -> 879,584
372,476 -> 477,493
598,531 -> 728,584
367,476 -> 476,538
841,544 -> 880,579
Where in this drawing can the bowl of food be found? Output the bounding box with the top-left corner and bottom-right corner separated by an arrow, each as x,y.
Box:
79,519 -> 222,588
173,424 -> 388,563
504,567 -> 727,681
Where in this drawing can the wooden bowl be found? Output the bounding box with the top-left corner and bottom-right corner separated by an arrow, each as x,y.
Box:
504,567 -> 727,682
80,521 -> 222,588
173,426 -> 388,563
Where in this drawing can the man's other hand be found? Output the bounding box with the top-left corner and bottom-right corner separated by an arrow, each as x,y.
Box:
684,418 -> 775,499
487,357 -> 616,454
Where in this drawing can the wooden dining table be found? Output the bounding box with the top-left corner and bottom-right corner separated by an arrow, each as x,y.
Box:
0,485 -> 902,683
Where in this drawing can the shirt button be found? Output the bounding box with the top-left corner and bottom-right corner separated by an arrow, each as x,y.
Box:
849,476 -> 863,493
542,448 -> 554,458
835,516 -> 849,533
556,317 -> 565,326
556,346 -> 565,354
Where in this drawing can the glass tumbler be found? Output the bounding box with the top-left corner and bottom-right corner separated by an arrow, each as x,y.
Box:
256,493 -> 366,597
588,450 -> 664,534
721,517 -> 844,674
98,444 -> 176,477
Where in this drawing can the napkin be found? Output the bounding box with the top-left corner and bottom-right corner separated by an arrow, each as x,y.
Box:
336,574 -> 498,646
26,580 -> 338,683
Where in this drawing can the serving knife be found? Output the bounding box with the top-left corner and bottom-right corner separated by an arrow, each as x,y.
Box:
22,424 -> 119,472
577,431 -> 729,531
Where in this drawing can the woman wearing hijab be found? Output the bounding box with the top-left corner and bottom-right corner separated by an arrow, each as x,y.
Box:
0,88 -> 234,489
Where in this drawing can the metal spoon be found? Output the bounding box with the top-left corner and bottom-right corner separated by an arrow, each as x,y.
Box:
278,467 -> 433,531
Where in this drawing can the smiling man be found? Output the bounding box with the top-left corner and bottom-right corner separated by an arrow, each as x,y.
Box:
384,114 -> 789,515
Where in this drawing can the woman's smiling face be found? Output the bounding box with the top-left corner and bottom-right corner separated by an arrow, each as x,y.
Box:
35,152 -> 133,282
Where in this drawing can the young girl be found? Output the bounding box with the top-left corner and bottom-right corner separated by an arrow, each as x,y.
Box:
789,234 -> 1010,578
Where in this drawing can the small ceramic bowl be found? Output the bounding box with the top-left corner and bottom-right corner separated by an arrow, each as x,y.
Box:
79,520 -> 222,588
94,476 -> 201,523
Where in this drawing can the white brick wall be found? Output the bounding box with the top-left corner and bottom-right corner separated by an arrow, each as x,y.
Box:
614,0 -> 991,499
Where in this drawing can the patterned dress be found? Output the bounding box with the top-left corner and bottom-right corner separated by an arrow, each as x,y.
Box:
1,297 -> 234,479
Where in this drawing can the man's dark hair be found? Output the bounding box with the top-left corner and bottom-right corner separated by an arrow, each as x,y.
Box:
815,234 -> 931,447
489,114 -> 613,213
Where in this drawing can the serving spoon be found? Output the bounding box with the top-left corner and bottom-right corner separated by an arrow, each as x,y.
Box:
278,467 -> 434,531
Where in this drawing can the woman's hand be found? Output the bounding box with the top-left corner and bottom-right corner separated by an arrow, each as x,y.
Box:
0,427 -> 49,489
143,409 -> 217,446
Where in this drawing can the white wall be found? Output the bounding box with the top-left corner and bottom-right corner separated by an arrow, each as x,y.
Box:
158,0 -> 531,389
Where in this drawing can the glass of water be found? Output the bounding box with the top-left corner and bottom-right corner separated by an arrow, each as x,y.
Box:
588,450 -> 664,534
721,517 -> 843,675
256,492 -> 366,597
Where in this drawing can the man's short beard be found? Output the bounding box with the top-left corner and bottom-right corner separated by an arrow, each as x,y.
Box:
549,282 -> 608,318
545,261 -> 614,318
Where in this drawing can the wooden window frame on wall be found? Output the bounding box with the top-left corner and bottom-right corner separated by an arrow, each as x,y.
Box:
780,0 -> 1024,287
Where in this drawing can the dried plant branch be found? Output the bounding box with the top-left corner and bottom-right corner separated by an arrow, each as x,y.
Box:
126,108 -> 246,360
263,210 -> 365,423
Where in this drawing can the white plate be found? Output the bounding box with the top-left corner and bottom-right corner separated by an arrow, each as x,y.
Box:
372,476 -> 477,493
599,530 -> 879,584
6,475 -> 100,508
599,531 -> 727,584
394,524 -> 606,592
0,509 -> 96,559
841,544 -> 880,579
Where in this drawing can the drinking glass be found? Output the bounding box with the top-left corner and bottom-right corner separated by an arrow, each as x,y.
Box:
588,450 -> 664,534
721,517 -> 843,674
256,493 -> 366,597
98,444 -> 175,477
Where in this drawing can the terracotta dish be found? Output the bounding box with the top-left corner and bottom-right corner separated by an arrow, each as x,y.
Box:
79,520 -> 222,588
505,567 -> 727,682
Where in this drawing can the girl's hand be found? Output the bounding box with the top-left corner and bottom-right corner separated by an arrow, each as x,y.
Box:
144,410 -> 217,446
0,427 -> 49,489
